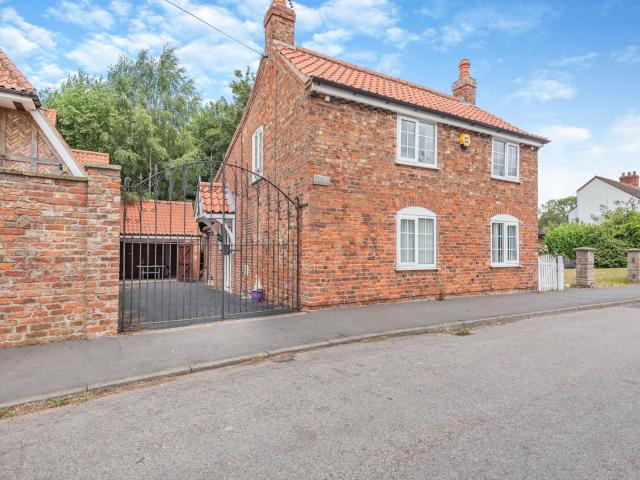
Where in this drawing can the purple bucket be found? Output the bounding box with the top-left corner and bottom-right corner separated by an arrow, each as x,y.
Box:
251,289 -> 263,303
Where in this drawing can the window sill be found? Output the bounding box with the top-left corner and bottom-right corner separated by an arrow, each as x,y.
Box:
396,160 -> 439,170
490,263 -> 520,268
491,175 -> 520,184
395,265 -> 438,271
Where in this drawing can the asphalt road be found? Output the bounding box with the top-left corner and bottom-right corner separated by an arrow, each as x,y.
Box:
1,304 -> 640,479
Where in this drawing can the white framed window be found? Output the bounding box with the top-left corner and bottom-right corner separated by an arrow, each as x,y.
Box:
491,214 -> 519,267
397,116 -> 437,168
396,206 -> 436,270
492,139 -> 519,181
252,126 -> 263,182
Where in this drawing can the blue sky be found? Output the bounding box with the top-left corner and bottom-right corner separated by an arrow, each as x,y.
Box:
3,0 -> 639,204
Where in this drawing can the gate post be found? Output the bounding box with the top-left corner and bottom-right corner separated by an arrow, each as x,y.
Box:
556,256 -> 565,291
626,249 -> 640,283
574,247 -> 595,288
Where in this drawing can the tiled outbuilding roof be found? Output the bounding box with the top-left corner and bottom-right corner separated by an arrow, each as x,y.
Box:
0,48 -> 36,96
274,42 -> 547,142
198,181 -> 235,215
121,200 -> 199,236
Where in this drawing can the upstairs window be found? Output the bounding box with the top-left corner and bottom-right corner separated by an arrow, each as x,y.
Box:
397,116 -> 437,167
252,126 -> 263,181
396,206 -> 437,270
491,214 -> 519,267
492,139 -> 519,181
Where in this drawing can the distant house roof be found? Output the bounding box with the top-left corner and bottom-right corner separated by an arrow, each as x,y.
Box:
578,176 -> 640,200
273,42 -> 548,143
0,48 -> 38,101
121,200 -> 199,237
197,181 -> 235,216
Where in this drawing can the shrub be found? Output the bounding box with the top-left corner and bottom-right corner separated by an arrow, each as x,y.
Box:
543,208 -> 640,267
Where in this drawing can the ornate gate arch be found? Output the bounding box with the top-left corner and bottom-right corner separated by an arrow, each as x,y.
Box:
119,159 -> 301,331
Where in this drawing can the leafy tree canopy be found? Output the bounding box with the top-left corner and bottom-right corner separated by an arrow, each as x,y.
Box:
42,46 -> 254,185
538,196 -> 577,228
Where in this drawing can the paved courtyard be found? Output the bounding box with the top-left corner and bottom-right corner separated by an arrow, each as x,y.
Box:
120,280 -> 292,329
2,304 -> 639,479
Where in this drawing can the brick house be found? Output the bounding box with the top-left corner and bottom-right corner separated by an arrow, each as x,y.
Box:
0,49 -> 121,346
216,0 -> 549,309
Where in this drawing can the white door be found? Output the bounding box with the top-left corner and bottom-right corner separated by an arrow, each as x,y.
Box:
222,219 -> 234,293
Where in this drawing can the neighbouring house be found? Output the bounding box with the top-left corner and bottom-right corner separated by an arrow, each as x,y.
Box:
205,0 -> 550,310
0,48 -> 121,347
568,172 -> 640,223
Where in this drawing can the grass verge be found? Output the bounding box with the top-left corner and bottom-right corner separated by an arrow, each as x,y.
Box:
565,267 -> 629,288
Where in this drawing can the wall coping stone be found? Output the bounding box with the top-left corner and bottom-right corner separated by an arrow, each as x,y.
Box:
625,249 -> 640,253
84,162 -> 121,171
0,167 -> 88,182
574,247 -> 595,252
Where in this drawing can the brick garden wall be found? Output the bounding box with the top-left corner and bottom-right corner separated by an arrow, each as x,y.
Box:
0,163 -> 121,347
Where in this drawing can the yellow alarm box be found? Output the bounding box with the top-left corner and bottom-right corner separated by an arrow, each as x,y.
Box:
459,133 -> 471,148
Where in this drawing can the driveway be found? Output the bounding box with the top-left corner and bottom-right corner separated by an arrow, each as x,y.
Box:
1,304 -> 639,479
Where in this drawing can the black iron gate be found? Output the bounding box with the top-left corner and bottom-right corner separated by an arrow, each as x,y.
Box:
119,159 -> 301,331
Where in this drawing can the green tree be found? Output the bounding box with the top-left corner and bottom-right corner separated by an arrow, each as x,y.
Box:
41,72 -> 118,152
191,68 -> 255,165
538,196 -> 577,228
108,46 -> 201,181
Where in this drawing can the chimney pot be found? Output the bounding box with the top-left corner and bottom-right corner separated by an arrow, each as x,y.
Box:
620,171 -> 640,188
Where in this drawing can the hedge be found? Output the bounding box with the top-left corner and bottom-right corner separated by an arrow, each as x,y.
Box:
543,209 -> 640,268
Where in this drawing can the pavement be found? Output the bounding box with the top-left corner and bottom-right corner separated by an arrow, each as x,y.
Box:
1,285 -> 639,408
2,305 -> 640,479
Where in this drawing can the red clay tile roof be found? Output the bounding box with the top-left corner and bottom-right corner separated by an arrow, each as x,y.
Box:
121,200 -> 199,236
198,182 -> 235,214
274,43 -> 547,142
0,48 -> 36,96
71,149 -> 110,168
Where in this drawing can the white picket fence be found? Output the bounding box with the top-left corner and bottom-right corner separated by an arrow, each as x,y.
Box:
538,255 -> 565,292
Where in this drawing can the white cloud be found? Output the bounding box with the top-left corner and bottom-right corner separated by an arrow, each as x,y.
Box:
0,8 -> 56,57
47,0 -> 115,30
509,75 -> 576,103
295,0 -> 397,37
611,45 -> 640,65
538,113 -> 640,204
109,0 -> 132,18
377,53 -> 402,75
428,2 -> 554,49
303,29 -> 352,56
539,125 -> 591,143
66,31 -> 171,72
550,52 -> 598,68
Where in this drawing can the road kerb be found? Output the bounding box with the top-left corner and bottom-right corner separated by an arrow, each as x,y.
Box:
1,298 -> 637,412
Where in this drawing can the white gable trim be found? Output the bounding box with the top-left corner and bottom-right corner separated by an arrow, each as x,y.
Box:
311,82 -> 546,148
30,109 -> 84,177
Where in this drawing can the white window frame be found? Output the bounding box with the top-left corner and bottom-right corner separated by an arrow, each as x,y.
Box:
251,126 -> 264,182
491,138 -> 520,182
396,206 -> 437,270
491,214 -> 520,267
396,116 -> 438,169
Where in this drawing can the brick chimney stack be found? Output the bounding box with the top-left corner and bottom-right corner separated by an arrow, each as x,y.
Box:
264,0 -> 295,51
620,171 -> 639,188
452,58 -> 477,105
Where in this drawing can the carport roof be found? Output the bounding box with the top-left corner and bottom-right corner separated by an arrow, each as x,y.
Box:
121,200 -> 199,237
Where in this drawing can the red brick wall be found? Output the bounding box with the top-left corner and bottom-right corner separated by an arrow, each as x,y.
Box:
299,94 -> 539,308
0,163 -> 121,347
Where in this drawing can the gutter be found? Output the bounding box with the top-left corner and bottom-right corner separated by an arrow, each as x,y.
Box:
311,78 -> 550,147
